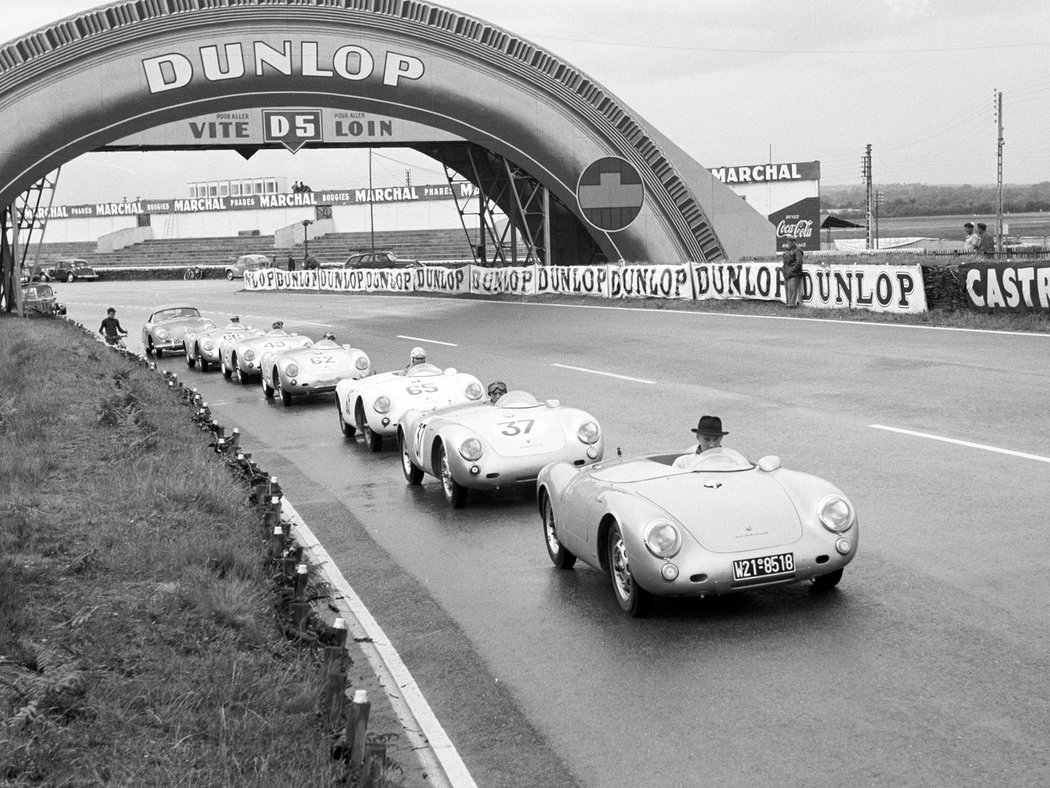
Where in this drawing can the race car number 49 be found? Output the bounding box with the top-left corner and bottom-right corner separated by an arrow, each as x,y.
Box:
733,552 -> 795,581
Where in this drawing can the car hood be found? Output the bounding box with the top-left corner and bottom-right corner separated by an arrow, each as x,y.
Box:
595,462 -> 803,552
155,317 -> 209,332
453,403 -> 568,456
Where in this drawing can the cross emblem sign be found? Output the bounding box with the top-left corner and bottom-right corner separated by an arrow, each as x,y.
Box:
577,157 -> 645,231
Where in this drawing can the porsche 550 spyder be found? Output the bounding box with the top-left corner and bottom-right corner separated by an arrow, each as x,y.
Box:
537,447 -> 858,617
398,390 -> 603,508
260,338 -> 372,406
335,363 -> 484,452
183,323 -> 264,371
219,328 -> 312,384
142,304 -> 214,357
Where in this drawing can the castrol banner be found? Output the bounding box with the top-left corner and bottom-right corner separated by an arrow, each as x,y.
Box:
245,261 -> 927,313
960,263 -> 1050,313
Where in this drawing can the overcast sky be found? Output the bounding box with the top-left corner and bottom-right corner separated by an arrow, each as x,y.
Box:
6,0 -> 1050,203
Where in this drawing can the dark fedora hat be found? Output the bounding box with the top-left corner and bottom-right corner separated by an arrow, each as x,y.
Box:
691,415 -> 728,436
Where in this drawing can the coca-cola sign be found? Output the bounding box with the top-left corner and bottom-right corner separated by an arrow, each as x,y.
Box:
770,197 -> 821,252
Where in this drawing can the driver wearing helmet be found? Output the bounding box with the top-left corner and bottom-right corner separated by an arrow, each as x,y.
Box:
487,380 -> 508,404
405,346 -> 426,372
322,331 -> 336,341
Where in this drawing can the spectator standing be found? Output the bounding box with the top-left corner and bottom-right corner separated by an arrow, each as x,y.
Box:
975,223 -> 995,258
963,222 -> 979,253
98,307 -> 127,346
781,240 -> 804,308
287,254 -> 296,272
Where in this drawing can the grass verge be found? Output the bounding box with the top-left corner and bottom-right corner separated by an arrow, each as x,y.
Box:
0,316 -> 419,786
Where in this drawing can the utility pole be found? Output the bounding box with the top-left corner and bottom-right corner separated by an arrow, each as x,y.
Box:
874,190 -> 882,251
995,89 -> 1005,255
862,144 -> 873,250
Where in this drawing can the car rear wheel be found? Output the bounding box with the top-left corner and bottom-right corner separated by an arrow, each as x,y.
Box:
608,522 -> 647,617
543,495 -> 576,569
546,500 -> 579,567
336,398 -> 356,439
225,270 -> 235,281
355,402 -> 382,452
812,568 -> 843,590
437,443 -> 467,509
399,431 -> 424,485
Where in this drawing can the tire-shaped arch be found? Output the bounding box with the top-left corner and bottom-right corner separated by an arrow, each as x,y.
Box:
0,1 -> 773,263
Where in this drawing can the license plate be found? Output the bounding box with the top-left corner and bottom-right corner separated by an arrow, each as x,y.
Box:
733,552 -> 795,581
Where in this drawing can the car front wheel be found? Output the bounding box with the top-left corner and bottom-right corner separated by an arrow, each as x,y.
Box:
543,495 -> 576,569
66,273 -> 75,283
336,398 -> 356,439
262,373 -> 275,399
608,522 -> 647,617
197,351 -> 210,372
812,568 -> 843,590
355,402 -> 382,452
399,432 -> 424,485
185,348 -> 196,368
437,443 -> 467,508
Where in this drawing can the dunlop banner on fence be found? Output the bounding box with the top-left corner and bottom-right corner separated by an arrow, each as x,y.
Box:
244,261 -> 928,313
960,262 -> 1050,313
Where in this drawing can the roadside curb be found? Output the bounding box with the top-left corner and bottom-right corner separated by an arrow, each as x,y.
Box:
282,499 -> 478,788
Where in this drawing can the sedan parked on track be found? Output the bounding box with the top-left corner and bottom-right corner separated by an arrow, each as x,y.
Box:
399,390 -> 603,508
537,447 -> 858,617
343,251 -> 420,269
224,253 -> 272,280
142,304 -> 214,357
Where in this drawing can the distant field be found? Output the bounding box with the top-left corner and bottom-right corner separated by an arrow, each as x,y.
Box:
826,211 -> 1050,244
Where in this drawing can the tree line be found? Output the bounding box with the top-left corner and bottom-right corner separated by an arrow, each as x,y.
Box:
822,182 -> 1050,217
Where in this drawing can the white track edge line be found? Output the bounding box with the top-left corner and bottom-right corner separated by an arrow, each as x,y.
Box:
281,499 -> 478,788
869,424 -> 1050,463
397,334 -> 459,347
551,362 -> 655,384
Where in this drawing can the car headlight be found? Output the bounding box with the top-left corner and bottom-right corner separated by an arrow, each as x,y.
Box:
284,363 -> 299,377
465,382 -> 483,400
355,355 -> 370,371
202,339 -> 215,352
157,329 -> 168,339
576,421 -> 600,445
373,395 -> 391,414
459,438 -> 483,461
644,520 -> 681,558
244,349 -> 255,362
818,495 -> 855,533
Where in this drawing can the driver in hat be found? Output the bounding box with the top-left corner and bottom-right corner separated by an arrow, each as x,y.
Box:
673,415 -> 728,469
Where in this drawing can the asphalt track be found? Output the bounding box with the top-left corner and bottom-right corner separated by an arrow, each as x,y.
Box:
59,280 -> 1050,787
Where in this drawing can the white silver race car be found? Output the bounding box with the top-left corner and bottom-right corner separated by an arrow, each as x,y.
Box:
398,390 -> 603,508
183,323 -> 264,372
260,338 -> 372,406
219,329 -> 312,384
335,363 -> 484,451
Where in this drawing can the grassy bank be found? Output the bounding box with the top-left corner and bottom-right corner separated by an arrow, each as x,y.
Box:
0,318 -> 414,786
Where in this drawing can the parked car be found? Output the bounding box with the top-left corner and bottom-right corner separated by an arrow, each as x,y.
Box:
142,304 -> 214,357
260,336 -> 372,406
219,328 -> 312,384
183,321 -> 264,372
20,283 -> 65,317
398,390 -> 603,508
224,253 -> 272,280
537,448 -> 859,617
343,251 -> 420,269
335,364 -> 484,451
46,259 -> 99,282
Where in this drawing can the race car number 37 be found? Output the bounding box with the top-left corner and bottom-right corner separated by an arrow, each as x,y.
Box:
732,552 -> 794,581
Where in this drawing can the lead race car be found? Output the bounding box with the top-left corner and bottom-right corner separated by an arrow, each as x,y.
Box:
398,390 -> 603,508
219,327 -> 312,384
260,334 -> 373,406
537,447 -> 858,617
335,363 -> 484,451
183,320 -> 264,371
142,304 -> 214,357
